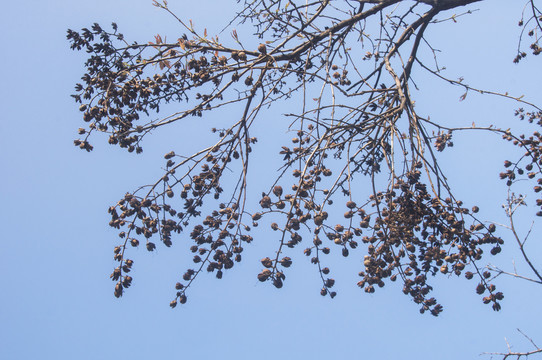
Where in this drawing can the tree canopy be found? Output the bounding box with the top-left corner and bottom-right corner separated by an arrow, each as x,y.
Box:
67,0 -> 542,321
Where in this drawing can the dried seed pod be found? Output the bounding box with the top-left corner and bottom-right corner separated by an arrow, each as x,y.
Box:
261,257 -> 273,268
257,269 -> 272,282
252,213 -> 262,221
346,201 -> 357,209
279,257 -> 292,267
273,186 -> 283,197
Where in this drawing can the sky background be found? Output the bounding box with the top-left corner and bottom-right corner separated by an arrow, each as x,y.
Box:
1,1 -> 541,359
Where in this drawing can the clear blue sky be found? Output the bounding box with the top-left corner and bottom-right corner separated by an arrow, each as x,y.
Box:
1,1 -> 541,359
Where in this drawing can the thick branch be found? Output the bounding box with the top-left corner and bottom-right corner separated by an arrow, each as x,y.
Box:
418,0 -> 483,11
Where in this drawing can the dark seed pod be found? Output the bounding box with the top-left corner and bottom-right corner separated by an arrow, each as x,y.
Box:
257,269 -> 272,282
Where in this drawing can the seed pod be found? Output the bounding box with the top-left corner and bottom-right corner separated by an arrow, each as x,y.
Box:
260,196 -> 271,208
320,288 -> 327,296
273,186 -> 283,197
257,269 -> 272,282
261,257 -> 273,268
454,262 -> 465,271
114,282 -> 123,298
279,257 -> 292,267
314,215 -> 324,226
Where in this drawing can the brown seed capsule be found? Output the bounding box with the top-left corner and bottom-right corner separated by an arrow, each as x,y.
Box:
273,186 -> 283,197
261,257 -> 273,268
346,201 -> 357,209
320,288 -> 327,296
257,43 -> 267,54
260,196 -> 271,208
257,269 -> 272,282
279,257 -> 292,267
252,213 -> 262,221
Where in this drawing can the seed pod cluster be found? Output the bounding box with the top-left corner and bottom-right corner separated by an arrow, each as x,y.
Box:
501,110 -> 542,216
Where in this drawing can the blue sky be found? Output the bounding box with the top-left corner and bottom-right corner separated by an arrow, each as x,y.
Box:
1,1 -> 541,359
